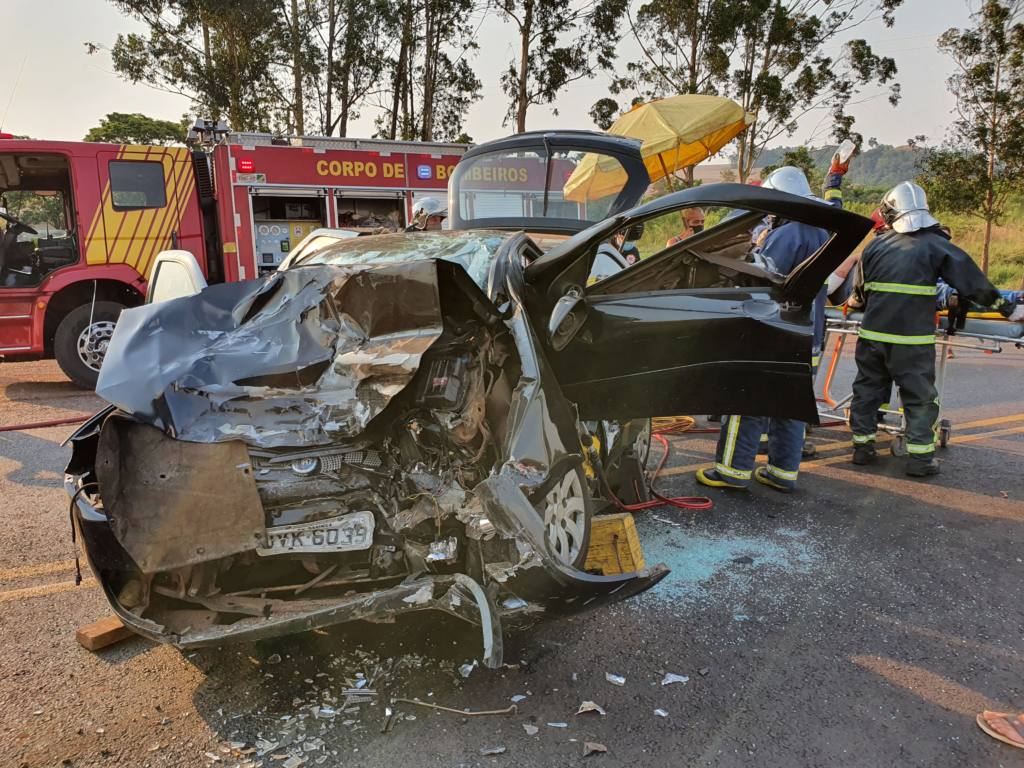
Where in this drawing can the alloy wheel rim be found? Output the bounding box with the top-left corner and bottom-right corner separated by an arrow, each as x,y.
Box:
76,320 -> 116,372
543,469 -> 587,565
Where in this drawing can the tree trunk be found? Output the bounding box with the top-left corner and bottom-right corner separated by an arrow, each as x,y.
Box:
387,2 -> 411,140
421,1 -> 436,141
290,0 -> 305,135
982,214 -> 993,275
515,0 -> 534,133
981,58 -> 1001,275
324,0 -> 337,135
337,0 -> 357,137
201,18 -> 219,122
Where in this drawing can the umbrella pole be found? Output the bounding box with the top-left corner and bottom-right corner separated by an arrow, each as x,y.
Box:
659,155 -> 675,192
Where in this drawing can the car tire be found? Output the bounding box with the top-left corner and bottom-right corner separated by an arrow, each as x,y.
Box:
539,463 -> 593,570
54,301 -> 125,390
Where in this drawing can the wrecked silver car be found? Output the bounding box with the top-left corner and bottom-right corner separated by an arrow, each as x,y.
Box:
65,132 -> 872,662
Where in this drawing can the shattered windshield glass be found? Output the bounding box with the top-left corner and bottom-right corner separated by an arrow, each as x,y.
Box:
291,230 -> 507,288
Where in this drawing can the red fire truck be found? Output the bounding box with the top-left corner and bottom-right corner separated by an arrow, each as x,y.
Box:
0,127 -> 467,386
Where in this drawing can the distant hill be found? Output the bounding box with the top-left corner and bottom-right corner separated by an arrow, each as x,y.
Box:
756,143 -> 926,189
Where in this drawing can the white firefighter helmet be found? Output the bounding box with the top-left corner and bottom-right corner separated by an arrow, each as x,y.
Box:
880,181 -> 939,234
411,197 -> 448,230
761,166 -> 813,198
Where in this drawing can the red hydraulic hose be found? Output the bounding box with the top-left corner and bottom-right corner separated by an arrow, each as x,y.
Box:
0,415 -> 90,432
607,424 -> 714,513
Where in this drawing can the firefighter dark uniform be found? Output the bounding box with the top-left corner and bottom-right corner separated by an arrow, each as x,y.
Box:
850,226 -> 1004,473
697,165 -> 843,493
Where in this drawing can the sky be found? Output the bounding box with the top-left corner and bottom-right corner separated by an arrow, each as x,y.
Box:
3,0 -> 973,152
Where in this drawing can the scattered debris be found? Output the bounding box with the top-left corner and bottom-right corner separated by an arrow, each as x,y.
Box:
459,661 -> 478,678
394,698 -> 517,717
604,673 -> 626,686
523,724 -> 539,736
699,667 -> 710,676
204,752 -> 221,762
479,746 -> 507,756
660,673 -> 689,686
732,555 -> 754,565
283,757 -> 305,768
577,701 -> 606,716
547,722 -> 569,728
510,694 -> 527,703
266,654 -> 282,665
654,709 -> 669,718
584,742 -> 608,756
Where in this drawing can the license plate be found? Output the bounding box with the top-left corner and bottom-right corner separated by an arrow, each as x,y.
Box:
257,511 -> 374,556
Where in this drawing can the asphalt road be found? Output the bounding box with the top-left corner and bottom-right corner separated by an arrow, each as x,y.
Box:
1,349 -> 1023,768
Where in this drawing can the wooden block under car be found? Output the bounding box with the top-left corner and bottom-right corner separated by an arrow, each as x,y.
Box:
76,615 -> 134,651
584,512 -> 646,575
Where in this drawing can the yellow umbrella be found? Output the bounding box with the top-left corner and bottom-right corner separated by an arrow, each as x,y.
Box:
564,94 -> 753,202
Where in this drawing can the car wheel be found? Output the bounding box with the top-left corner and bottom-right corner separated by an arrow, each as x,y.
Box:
54,301 -> 125,390
540,464 -> 592,570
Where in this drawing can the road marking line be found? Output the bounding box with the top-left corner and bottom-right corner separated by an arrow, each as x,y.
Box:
800,462 -> 1022,520
0,559 -> 77,582
949,424 -> 1024,444
0,578 -> 95,603
851,655 -> 1010,716
956,412 -> 1024,430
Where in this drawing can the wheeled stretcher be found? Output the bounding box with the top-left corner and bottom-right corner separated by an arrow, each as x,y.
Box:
817,307 -> 1024,455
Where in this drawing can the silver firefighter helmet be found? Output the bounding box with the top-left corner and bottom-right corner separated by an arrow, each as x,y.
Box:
411,197 -> 448,230
761,166 -> 813,199
880,181 -> 939,234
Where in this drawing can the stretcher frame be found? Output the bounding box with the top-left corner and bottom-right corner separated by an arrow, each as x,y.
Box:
817,315 -> 1024,455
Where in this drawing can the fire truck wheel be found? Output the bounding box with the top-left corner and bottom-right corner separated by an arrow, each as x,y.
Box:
54,301 -> 126,390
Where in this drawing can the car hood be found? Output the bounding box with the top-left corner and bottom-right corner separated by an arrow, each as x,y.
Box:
96,259 -> 497,448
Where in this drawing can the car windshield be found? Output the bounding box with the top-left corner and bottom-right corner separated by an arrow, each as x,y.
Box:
289,230 -> 507,288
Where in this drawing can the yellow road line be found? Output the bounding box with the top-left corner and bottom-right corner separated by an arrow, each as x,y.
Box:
0,559 -> 77,582
0,578 -> 95,603
955,412 -> 1024,430
800,462 -> 1022,521
949,424 -> 1024,444
850,655 -> 1009,716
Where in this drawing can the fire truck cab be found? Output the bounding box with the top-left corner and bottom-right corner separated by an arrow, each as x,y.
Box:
0,130 -> 467,387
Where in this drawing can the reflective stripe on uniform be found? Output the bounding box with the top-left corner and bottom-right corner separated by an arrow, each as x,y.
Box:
852,434 -> 875,444
823,188 -> 842,201
766,464 -> 798,481
811,354 -> 821,367
715,462 -> 752,481
722,415 -> 741,467
858,328 -> 936,345
907,442 -> 935,454
863,282 -> 937,296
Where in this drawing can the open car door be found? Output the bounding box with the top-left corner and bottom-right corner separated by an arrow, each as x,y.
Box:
527,183 -> 874,423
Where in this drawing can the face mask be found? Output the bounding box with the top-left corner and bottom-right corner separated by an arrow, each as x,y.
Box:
690,224 -> 704,234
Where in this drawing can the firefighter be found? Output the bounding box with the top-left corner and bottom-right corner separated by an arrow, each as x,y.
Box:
696,154 -> 850,493
849,181 -> 1018,476
408,197 -> 448,231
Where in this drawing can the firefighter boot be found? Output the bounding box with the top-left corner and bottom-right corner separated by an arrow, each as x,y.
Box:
696,468 -> 749,490
905,455 -> 940,477
852,444 -> 878,465
754,466 -> 795,493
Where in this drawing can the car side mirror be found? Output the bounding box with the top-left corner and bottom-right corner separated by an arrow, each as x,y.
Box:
146,250 -> 208,304
547,292 -> 586,351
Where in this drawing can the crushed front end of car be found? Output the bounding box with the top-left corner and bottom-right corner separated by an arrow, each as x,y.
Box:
65,257 -> 667,662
